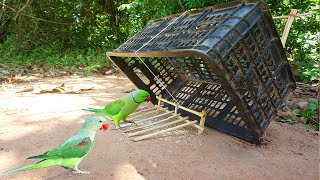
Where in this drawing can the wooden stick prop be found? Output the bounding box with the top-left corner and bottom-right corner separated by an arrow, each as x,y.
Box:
127,107 -> 168,121
128,117 -> 189,137
133,111 -> 174,123
159,106 -> 206,132
273,11 -> 316,19
198,110 -> 207,135
133,120 -> 198,141
128,106 -> 159,117
124,114 -> 180,133
156,96 -> 205,117
281,9 -> 297,47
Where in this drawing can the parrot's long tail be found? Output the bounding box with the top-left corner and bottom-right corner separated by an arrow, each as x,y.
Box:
82,108 -> 101,113
0,159 -> 58,176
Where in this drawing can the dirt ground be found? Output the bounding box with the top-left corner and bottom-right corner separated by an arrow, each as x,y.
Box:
0,75 -> 319,180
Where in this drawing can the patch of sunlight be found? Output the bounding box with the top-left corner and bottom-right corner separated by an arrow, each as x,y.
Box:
0,123 -> 49,141
113,162 -> 145,180
0,152 -> 20,172
18,112 -> 84,123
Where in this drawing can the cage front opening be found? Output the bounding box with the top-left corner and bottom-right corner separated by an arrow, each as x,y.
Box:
111,55 -> 255,142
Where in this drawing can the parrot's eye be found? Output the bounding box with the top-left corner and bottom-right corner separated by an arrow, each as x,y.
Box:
99,120 -> 102,123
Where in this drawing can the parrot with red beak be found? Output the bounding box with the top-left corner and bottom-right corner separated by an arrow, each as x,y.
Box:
82,89 -> 151,129
0,116 -> 109,176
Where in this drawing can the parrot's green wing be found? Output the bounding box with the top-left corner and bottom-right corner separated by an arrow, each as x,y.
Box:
28,137 -> 93,160
102,100 -> 126,116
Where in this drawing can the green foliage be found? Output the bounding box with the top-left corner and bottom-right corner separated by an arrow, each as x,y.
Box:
287,30 -> 319,83
292,98 -> 319,130
266,0 -> 319,83
0,0 -> 319,78
279,117 -> 298,125
0,37 -> 108,75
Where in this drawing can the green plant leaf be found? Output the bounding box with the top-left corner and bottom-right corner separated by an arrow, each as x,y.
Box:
309,103 -> 317,111
309,98 -> 318,104
292,109 -> 301,115
280,118 -> 298,125
304,125 -> 312,129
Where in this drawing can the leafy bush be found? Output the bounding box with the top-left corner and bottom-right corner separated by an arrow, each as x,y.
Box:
0,0 -> 319,79
292,98 -> 319,130
0,37 -> 109,75
288,32 -> 319,83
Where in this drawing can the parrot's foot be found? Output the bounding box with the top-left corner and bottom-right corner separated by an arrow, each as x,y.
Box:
72,170 -> 90,174
112,126 -> 121,130
125,122 -> 136,127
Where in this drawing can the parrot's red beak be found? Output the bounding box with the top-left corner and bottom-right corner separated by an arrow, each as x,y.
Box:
100,123 -> 109,131
146,96 -> 151,102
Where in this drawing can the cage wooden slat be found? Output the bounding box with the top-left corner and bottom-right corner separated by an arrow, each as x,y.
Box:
133,120 -> 198,142
124,114 -> 181,133
133,111 -> 174,123
128,117 -> 189,137
128,106 -> 159,117
126,107 -> 168,121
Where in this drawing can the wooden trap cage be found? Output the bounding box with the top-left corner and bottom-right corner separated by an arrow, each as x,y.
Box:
107,0 -> 296,144
124,96 -> 207,141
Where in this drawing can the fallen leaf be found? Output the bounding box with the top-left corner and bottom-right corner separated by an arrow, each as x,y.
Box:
277,110 -> 306,124
32,83 -> 93,94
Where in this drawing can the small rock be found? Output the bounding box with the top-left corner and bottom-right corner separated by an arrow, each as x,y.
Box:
297,101 -> 308,109
105,68 -> 116,75
2,69 -> 10,75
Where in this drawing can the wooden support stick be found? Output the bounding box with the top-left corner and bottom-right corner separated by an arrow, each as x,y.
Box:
156,96 -> 205,117
157,95 -> 162,114
128,106 -> 158,117
174,104 -> 178,114
128,117 -> 188,137
124,114 -> 180,133
281,9 -> 297,47
161,108 -> 205,132
133,111 -> 173,123
183,119 -> 203,131
133,120 -> 198,141
127,108 -> 167,121
198,110 -> 207,135
273,11 -> 317,19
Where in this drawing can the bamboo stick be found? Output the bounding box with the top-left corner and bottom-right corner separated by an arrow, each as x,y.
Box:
133,111 -> 174,123
126,108 -> 167,121
128,117 -> 189,137
156,96 -> 204,117
273,11 -> 317,19
183,119 -> 203,131
174,104 -> 178,114
160,108 -> 205,131
157,95 -> 162,114
281,9 -> 297,47
133,120 -> 198,141
124,114 -> 181,133
198,110 -> 207,135
128,106 -> 158,117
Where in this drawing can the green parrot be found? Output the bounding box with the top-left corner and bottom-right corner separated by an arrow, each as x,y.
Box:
0,116 -> 109,176
82,89 -> 151,129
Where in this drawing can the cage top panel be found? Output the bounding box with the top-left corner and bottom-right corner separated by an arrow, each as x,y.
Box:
113,0 -> 268,55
